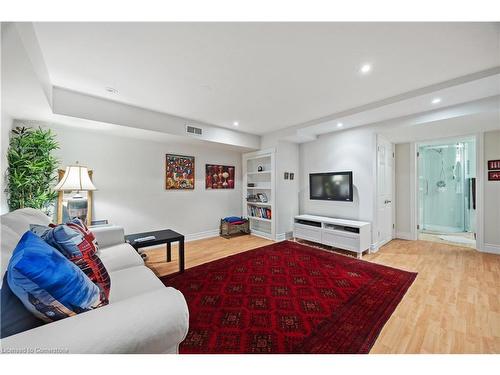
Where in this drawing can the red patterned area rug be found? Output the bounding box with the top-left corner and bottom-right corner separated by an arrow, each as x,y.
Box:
161,241 -> 417,354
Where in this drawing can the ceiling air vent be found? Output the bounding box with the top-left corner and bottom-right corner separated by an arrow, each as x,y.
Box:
186,124 -> 203,136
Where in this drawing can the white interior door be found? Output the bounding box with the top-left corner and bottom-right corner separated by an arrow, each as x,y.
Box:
377,137 -> 395,247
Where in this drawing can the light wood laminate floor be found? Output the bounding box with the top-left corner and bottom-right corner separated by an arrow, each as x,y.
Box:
143,235 -> 500,354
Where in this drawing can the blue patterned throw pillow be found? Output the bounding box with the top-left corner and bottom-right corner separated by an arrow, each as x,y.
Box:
7,231 -> 102,322
31,218 -> 111,305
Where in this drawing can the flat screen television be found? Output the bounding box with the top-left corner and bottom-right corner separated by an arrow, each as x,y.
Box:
309,171 -> 353,201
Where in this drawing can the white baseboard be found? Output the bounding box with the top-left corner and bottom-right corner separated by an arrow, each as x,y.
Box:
250,229 -> 274,240
481,243 -> 500,255
370,237 -> 395,253
276,233 -> 286,242
275,232 -> 293,242
370,242 -> 381,253
185,229 -> 219,242
396,231 -> 414,240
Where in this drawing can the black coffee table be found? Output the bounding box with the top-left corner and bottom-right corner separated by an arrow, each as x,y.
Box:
125,229 -> 185,273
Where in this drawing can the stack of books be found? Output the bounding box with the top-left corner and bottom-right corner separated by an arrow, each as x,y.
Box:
247,206 -> 271,219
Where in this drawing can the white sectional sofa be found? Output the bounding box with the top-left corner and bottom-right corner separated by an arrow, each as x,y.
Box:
0,208 -> 189,354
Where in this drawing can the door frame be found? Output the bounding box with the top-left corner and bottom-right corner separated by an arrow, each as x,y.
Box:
411,133 -> 483,250
374,135 -> 396,251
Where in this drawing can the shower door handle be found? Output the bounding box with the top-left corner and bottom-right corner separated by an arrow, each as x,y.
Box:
426,180 -> 429,195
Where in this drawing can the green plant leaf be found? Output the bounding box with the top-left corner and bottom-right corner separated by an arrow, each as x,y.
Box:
7,125 -> 60,213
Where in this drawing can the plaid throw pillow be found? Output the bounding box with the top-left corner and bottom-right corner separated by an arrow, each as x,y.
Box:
32,218 -> 111,305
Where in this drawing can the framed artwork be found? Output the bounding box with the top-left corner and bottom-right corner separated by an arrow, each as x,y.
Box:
205,164 -> 235,189
257,192 -> 268,203
56,169 -> 93,226
165,154 -> 195,190
488,160 -> 500,170
488,171 -> 500,181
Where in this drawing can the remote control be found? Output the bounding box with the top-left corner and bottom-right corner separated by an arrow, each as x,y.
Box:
134,235 -> 156,242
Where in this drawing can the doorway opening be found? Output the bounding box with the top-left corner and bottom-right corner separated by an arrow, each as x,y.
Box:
417,136 -> 476,248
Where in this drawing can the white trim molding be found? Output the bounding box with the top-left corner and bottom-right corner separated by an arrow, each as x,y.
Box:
185,229 -> 219,242
370,240 -> 384,253
475,132 -> 485,252
409,142 -> 418,241
395,232 -> 414,240
250,229 -> 274,241
481,243 -> 500,255
275,233 -> 287,242
275,231 -> 294,242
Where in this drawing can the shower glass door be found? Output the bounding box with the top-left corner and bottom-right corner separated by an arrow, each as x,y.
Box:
418,140 -> 475,234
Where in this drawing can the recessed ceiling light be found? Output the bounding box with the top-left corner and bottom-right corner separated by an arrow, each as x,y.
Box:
360,64 -> 372,74
431,97 -> 442,104
337,122 -> 343,128
105,87 -> 118,94
233,121 -> 239,127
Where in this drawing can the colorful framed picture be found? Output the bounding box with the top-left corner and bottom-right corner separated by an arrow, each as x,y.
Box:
165,154 -> 195,190
488,160 -> 500,170
488,171 -> 500,181
205,164 -> 235,189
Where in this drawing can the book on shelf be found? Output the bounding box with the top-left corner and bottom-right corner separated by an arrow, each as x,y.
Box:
247,205 -> 272,220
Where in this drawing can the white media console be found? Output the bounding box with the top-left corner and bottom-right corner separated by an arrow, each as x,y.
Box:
293,214 -> 371,258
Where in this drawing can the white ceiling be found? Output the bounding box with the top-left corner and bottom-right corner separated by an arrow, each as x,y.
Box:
32,22 -> 500,135
1,24 -> 250,152
297,74 -> 500,137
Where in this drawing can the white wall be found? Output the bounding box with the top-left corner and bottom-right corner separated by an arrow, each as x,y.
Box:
394,143 -> 413,239
299,127 -> 377,243
260,134 -> 300,239
38,122 -> 243,239
0,114 -> 12,214
483,129 -> 500,252
1,23 -> 13,213
275,141 -> 299,237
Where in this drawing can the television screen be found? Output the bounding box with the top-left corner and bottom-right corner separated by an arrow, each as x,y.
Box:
309,172 -> 353,201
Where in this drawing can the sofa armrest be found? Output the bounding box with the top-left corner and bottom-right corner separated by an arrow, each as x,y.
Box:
0,288 -> 189,354
91,225 -> 125,249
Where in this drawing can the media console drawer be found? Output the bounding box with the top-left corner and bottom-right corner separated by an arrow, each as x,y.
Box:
293,223 -> 322,243
322,230 -> 359,251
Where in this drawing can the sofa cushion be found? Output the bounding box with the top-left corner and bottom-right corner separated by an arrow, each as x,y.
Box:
7,231 -> 104,322
0,272 -> 44,338
90,225 -> 125,250
1,208 -> 51,236
33,218 -> 111,303
108,266 -> 164,303
99,243 -> 143,273
1,225 -> 21,287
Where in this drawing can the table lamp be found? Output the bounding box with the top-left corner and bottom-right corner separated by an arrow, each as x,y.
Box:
54,162 -> 96,223
54,162 -> 97,198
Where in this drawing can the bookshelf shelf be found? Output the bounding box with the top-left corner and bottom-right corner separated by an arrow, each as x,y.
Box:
249,216 -> 272,222
246,201 -> 272,207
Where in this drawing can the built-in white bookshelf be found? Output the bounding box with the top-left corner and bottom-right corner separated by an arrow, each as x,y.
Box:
242,148 -> 276,240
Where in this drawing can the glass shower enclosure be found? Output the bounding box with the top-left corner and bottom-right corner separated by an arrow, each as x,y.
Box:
418,138 -> 476,235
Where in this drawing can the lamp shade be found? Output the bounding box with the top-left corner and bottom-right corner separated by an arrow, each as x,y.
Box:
54,165 -> 97,192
